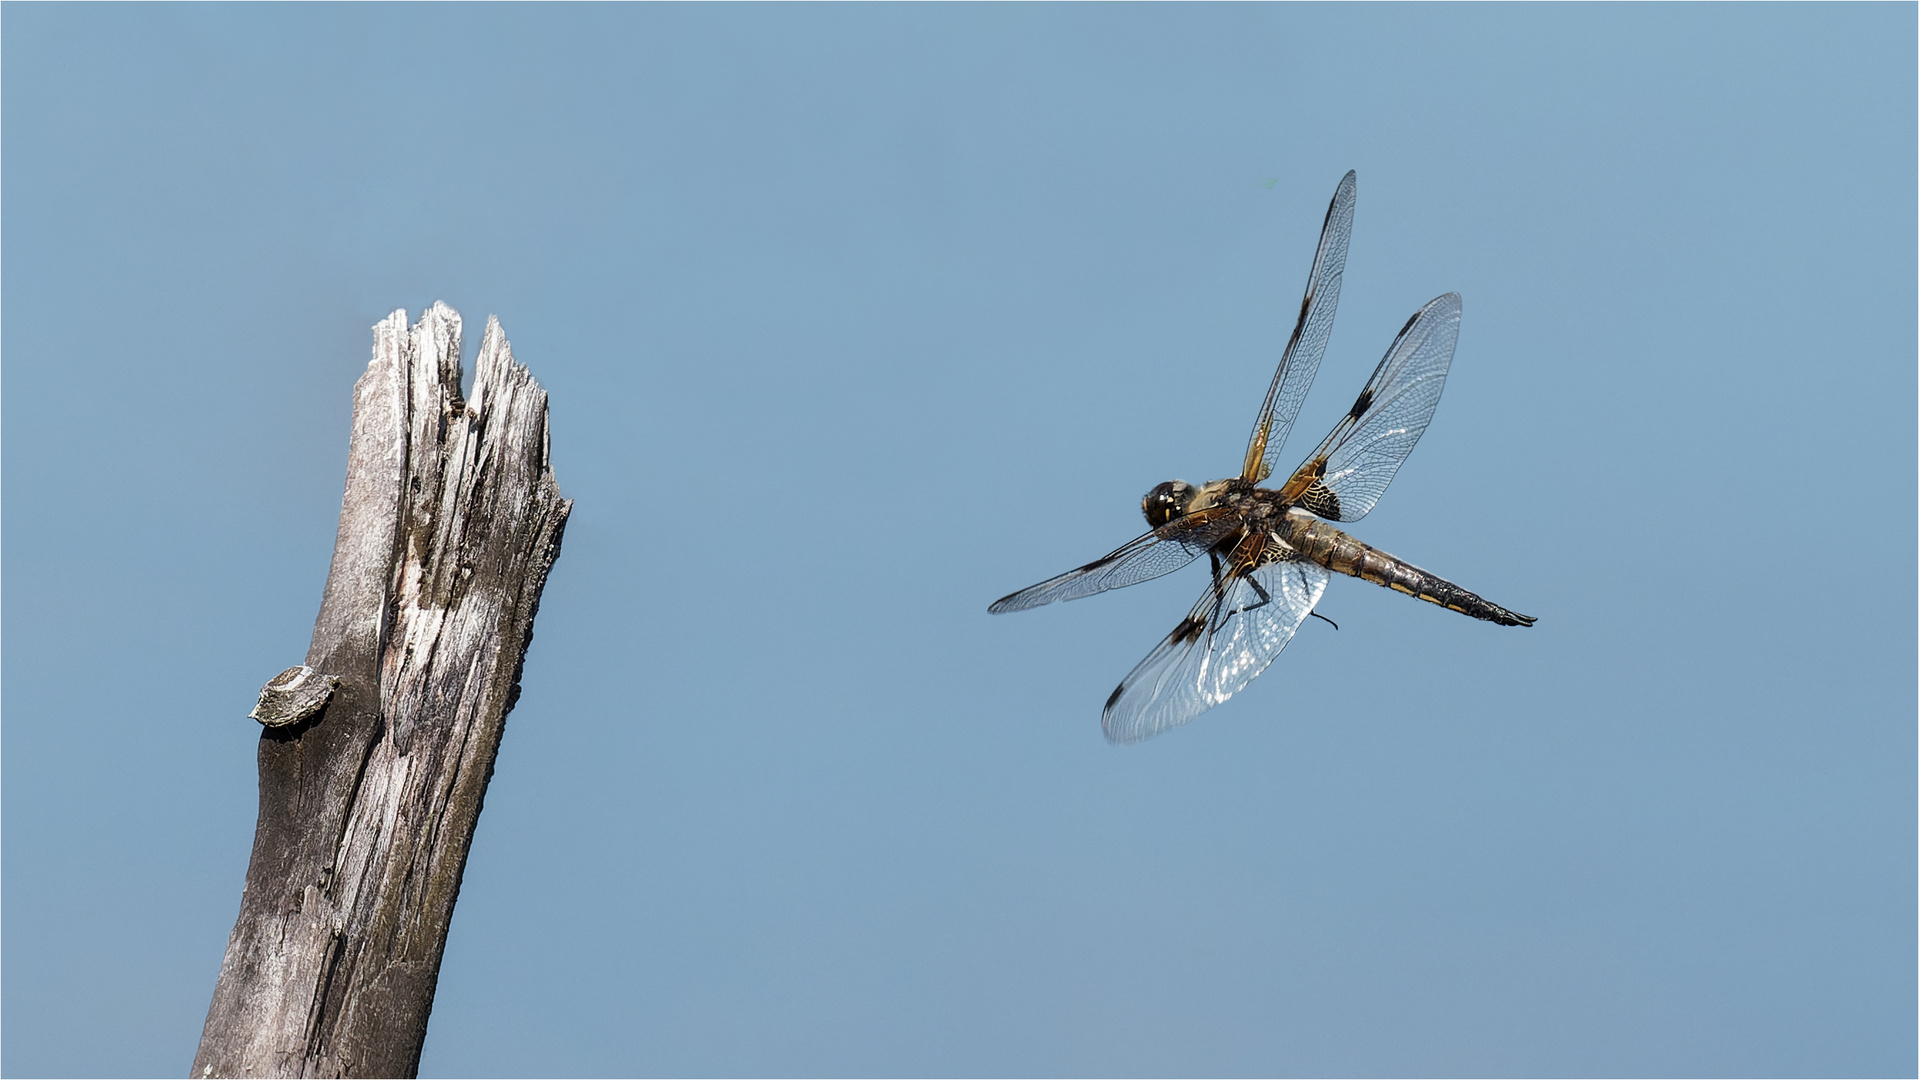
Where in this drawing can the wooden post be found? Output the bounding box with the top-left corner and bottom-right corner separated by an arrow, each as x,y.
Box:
193,304 -> 571,1078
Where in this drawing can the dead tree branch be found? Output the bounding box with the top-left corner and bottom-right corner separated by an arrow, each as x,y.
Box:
194,304 -> 571,1078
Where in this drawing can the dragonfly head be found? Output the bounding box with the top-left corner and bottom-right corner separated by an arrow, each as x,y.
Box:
1142,481 -> 1197,529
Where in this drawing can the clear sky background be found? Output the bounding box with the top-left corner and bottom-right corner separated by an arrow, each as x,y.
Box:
4,5 -> 1913,1078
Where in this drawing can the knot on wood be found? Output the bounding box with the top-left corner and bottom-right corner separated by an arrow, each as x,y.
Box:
249,665 -> 341,728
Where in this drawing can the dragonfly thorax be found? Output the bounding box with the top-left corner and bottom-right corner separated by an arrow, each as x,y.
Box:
1142,481 -> 1198,528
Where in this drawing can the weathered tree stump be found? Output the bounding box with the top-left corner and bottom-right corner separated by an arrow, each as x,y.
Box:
194,304 -> 570,1078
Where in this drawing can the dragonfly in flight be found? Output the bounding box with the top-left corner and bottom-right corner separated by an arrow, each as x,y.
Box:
989,171 -> 1535,745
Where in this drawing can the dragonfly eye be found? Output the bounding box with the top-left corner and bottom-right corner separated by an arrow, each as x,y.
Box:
1142,481 -> 1196,529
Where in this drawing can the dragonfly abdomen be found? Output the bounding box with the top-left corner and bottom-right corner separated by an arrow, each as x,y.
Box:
1277,510 -> 1535,627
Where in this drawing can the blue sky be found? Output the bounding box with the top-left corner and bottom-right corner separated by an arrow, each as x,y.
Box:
4,5 -> 1913,1077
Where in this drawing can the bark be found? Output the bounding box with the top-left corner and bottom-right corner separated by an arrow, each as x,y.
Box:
193,304 -> 571,1078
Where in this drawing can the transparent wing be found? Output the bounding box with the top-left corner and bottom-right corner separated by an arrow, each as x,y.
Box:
1242,170 -> 1357,483
1101,554 -> 1331,745
988,507 -> 1245,614
1280,292 -> 1460,523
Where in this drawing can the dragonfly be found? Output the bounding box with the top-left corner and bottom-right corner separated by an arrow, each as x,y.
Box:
989,171 -> 1535,745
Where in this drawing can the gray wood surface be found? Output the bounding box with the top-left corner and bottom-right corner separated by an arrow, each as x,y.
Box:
193,305 -> 571,1078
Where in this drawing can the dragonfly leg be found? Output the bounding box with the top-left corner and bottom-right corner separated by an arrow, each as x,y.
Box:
1228,573 -> 1274,617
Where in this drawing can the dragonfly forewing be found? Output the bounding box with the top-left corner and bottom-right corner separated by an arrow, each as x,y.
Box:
1241,171 -> 1357,483
987,507 -> 1246,614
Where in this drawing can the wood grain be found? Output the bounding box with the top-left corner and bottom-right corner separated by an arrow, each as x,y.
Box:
194,305 -> 570,1078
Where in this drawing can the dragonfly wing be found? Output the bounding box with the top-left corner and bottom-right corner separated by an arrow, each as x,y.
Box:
1101,555 -> 1331,745
1282,292 -> 1460,523
1242,170 -> 1357,482
988,507 -> 1244,614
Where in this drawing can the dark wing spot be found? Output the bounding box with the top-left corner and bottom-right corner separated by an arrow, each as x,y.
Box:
1299,479 -> 1343,520
1172,617 -> 1206,646
1106,682 -> 1125,710
1347,388 -> 1374,419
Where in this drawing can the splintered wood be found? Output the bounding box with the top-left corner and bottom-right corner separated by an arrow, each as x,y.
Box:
194,304 -> 570,1079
